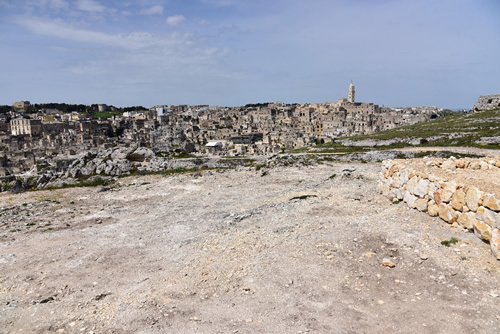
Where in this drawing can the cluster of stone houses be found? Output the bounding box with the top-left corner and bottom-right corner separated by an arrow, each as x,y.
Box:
0,83 -> 441,175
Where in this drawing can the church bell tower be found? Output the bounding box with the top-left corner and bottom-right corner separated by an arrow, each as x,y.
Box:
348,81 -> 355,103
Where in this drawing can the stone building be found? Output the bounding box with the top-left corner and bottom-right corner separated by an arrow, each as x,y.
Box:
10,119 -> 42,136
348,81 -> 355,103
472,94 -> 500,112
12,101 -> 30,110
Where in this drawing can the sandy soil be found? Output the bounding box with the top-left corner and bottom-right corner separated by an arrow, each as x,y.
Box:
0,162 -> 499,333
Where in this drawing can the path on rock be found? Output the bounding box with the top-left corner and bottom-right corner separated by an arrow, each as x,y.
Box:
0,162 -> 499,333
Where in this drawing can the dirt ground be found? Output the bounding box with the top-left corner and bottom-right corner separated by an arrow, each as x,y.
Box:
0,162 -> 499,333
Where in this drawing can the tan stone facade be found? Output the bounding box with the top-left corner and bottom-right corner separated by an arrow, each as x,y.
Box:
10,119 -> 42,136
12,101 -> 30,110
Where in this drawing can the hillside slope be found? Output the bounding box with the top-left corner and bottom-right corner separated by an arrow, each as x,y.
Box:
307,109 -> 500,154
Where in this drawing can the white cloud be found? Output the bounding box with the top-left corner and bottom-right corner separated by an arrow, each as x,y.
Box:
11,16 -> 226,64
49,0 -> 68,9
140,5 -> 163,15
166,15 -> 185,27
13,16 -> 172,49
76,0 -> 105,13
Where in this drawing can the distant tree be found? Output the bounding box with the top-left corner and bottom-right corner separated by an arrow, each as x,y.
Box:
441,109 -> 456,117
0,105 -> 12,114
33,103 -> 88,113
244,102 -> 271,108
122,106 -> 147,112
25,105 -> 37,113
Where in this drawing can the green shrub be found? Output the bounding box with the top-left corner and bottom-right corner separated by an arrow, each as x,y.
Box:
441,237 -> 459,247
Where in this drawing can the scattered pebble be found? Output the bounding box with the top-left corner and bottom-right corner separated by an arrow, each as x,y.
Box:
382,258 -> 396,268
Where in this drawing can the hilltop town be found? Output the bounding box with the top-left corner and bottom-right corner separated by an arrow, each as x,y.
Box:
1,83 -> 443,180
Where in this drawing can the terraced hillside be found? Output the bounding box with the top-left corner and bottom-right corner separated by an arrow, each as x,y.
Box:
305,109 -> 500,154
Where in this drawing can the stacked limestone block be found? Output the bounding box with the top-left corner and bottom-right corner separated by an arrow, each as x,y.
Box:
378,158 -> 500,260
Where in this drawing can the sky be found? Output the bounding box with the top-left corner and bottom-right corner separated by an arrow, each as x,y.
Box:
0,0 -> 499,108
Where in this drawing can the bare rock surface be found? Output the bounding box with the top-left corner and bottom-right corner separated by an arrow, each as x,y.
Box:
0,162 -> 499,333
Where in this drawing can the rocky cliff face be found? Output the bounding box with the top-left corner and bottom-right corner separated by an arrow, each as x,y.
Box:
0,125 -> 204,191
1,146 -> 174,191
472,94 -> 500,112
1,144 -> 268,191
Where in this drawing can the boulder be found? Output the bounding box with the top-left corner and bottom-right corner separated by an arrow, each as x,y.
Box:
473,220 -> 492,241
450,189 -> 466,212
379,178 -> 392,197
428,202 -> 439,217
465,187 -> 482,212
427,182 -> 438,198
491,229 -> 500,260
399,168 -> 409,184
394,188 -> 404,200
457,212 -> 477,230
403,191 -> 417,209
438,203 -> 458,224
110,147 -> 133,160
441,160 -> 457,169
441,181 -> 457,203
482,194 -> 500,212
183,141 -> 196,153
415,199 -> 428,212
433,189 -> 444,205
126,147 -> 155,162
479,161 -> 489,170
476,206 -> 498,227
469,161 -> 480,170
414,179 -> 429,198
406,176 -> 419,195
390,173 -> 401,188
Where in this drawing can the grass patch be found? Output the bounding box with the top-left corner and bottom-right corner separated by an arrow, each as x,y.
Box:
336,108 -> 500,149
79,177 -> 111,187
161,167 -> 202,176
292,147 -> 310,153
171,152 -> 197,159
441,237 -> 459,247
92,111 -> 122,118
44,176 -> 114,191
311,142 -> 370,154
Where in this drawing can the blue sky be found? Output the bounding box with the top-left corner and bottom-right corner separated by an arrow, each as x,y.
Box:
0,0 -> 499,108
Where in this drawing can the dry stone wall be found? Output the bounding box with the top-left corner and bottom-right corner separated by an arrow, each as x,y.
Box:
378,157 -> 500,260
